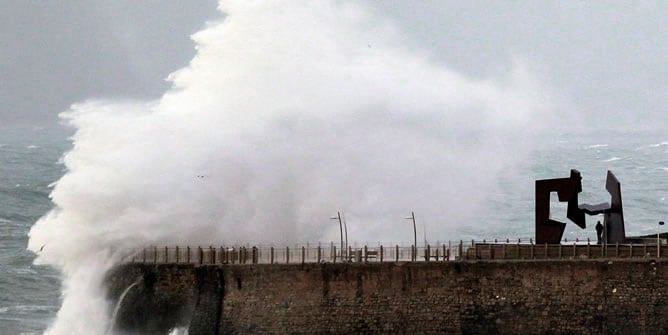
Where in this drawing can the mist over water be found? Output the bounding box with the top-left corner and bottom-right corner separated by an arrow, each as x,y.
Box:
28,1 -> 553,333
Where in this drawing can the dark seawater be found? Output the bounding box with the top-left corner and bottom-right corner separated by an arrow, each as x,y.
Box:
0,126 -> 71,334
1,126 -> 667,333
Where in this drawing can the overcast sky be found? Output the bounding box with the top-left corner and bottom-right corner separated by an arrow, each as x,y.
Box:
1,1 -> 666,129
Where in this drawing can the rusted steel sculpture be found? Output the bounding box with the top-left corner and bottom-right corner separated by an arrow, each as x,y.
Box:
579,171 -> 626,244
535,169 -> 586,244
536,170 -> 627,244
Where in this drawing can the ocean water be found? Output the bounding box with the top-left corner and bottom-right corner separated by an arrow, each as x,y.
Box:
0,127 -> 71,334
2,125 -> 667,333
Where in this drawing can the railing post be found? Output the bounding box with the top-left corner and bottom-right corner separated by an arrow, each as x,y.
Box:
435,246 -> 439,262
186,246 -> 191,263
627,244 -> 631,258
286,246 -> 290,264
253,246 -> 258,264
332,246 -> 337,263
426,244 -> 431,262
301,246 -> 305,264
154,246 -> 158,264
270,247 -> 275,264
210,246 -> 215,264
198,246 -> 203,265
643,243 -> 647,258
165,246 -> 169,263
380,245 -> 384,262
175,246 -> 180,263
226,247 -> 230,264
488,243 -> 493,260
395,245 -> 399,262
317,246 -> 322,263
458,240 -> 463,261
529,239 -> 534,259
445,242 -> 449,262
364,245 -> 369,262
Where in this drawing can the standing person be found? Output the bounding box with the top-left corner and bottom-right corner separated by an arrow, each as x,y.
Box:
596,221 -> 604,244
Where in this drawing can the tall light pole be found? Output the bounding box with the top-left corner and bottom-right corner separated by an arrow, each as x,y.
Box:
405,211 -> 417,259
341,212 -> 348,254
658,221 -> 664,258
330,212 -> 344,255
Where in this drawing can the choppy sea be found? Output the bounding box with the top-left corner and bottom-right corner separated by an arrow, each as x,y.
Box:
1,126 -> 667,333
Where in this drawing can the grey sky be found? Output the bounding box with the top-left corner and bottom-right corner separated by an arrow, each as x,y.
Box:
1,1 -> 666,129
0,1 -> 217,126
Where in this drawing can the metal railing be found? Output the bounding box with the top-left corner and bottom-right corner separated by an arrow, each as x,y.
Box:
120,239 -> 666,265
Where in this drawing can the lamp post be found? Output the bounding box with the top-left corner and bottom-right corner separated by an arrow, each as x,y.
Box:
405,211 -> 417,260
330,212 -> 344,256
658,221 -> 664,258
342,212 -> 348,256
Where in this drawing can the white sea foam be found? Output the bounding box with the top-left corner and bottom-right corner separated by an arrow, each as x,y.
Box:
648,141 -> 668,147
168,327 -> 189,335
587,144 -> 608,149
603,157 -> 621,162
10,305 -> 55,312
28,1 -> 554,333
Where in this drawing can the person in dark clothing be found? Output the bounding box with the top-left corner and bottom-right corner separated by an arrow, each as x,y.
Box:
595,221 -> 604,244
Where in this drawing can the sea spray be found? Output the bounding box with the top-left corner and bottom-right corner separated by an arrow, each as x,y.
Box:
168,327 -> 189,335
28,1 -> 553,333
107,277 -> 142,335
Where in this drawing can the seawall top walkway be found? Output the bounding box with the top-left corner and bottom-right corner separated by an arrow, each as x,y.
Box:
123,240 -> 667,265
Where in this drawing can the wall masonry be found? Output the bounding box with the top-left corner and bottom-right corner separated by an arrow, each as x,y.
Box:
106,260 -> 667,334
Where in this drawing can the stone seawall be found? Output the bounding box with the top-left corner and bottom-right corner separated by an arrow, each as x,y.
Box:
106,260 -> 667,334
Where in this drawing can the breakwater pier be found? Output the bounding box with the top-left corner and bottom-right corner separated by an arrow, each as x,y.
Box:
106,241 -> 667,334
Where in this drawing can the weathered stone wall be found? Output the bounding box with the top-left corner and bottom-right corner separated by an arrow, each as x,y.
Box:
106,260 -> 667,334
